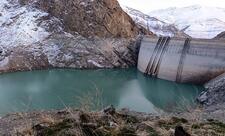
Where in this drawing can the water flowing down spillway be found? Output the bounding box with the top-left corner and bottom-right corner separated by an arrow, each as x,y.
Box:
0,69 -> 203,115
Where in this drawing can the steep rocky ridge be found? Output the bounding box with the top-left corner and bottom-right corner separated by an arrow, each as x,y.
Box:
0,0 -> 151,74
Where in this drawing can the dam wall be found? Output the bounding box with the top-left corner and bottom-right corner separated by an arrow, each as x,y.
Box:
138,36 -> 225,84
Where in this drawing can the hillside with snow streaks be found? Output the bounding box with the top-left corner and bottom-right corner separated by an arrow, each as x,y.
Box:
0,0 -> 63,47
122,6 -> 187,37
0,0 -> 146,72
149,5 -> 225,39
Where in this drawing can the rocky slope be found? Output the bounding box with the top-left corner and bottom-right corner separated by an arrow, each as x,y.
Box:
196,72 -> 225,122
19,0 -> 148,38
0,0 -> 151,74
0,34 -> 142,73
122,6 -> 188,38
149,5 -> 225,39
214,31 -> 225,39
197,73 -> 225,107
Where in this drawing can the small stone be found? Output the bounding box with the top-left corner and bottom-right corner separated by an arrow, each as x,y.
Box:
197,91 -> 208,103
103,105 -> 116,115
169,128 -> 175,133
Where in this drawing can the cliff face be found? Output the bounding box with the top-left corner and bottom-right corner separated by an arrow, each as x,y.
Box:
0,0 -> 151,73
19,0 -> 149,38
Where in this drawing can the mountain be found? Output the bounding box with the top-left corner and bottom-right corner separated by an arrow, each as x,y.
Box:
122,6 -> 188,37
0,0 -> 150,73
149,5 -> 225,39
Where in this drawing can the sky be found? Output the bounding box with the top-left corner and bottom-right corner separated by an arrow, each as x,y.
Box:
118,0 -> 225,13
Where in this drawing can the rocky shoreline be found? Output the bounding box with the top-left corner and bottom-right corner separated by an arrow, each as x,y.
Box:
197,73 -> 225,116
0,34 -> 143,74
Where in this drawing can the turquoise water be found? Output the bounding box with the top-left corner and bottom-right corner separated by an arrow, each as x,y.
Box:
0,69 -> 203,115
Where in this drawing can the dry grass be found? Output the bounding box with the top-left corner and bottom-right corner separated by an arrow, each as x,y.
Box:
76,84 -> 104,111
3,107 -> 225,136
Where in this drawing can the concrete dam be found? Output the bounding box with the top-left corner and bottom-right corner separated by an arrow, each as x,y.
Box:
138,36 -> 225,84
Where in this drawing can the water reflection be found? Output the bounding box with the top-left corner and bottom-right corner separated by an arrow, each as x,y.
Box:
137,72 -> 202,112
117,80 -> 157,113
0,69 -> 203,115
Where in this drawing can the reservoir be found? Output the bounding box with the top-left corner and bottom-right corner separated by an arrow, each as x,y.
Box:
0,69 -> 203,115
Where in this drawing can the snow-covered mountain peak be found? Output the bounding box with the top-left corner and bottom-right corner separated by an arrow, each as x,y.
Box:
149,5 -> 225,39
121,5 -> 187,37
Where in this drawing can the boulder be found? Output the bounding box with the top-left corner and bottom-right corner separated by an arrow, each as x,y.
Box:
175,126 -> 190,136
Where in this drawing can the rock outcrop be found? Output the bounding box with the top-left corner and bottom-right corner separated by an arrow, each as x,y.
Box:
0,0 -> 151,74
197,73 -> 225,120
197,73 -> 225,106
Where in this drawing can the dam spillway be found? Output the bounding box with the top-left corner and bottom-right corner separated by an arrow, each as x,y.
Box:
138,36 -> 225,84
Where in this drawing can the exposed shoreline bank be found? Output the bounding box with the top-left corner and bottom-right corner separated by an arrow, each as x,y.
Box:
0,106 -> 225,135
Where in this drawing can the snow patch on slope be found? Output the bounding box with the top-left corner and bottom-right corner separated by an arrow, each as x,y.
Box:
0,0 -> 52,47
87,60 -> 103,68
0,57 -> 9,67
43,43 -> 61,66
149,5 -> 225,39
